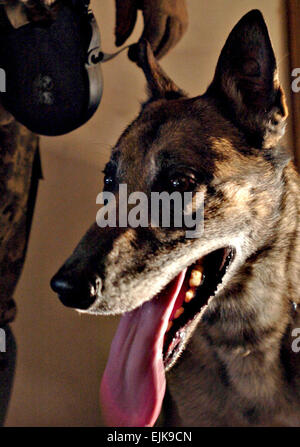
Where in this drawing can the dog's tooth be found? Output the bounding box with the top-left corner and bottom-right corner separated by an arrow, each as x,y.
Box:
167,321 -> 173,332
193,264 -> 204,273
189,269 -> 202,287
174,307 -> 184,319
185,289 -> 195,303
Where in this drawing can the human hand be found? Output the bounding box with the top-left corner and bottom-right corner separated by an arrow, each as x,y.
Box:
115,0 -> 188,60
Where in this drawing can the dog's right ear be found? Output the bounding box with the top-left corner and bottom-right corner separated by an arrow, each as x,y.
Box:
129,40 -> 186,100
205,10 -> 288,148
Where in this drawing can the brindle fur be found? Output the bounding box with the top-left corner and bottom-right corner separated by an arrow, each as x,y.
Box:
52,11 -> 300,426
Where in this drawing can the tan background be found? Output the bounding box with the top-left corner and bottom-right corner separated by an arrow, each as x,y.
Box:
5,0 -> 293,426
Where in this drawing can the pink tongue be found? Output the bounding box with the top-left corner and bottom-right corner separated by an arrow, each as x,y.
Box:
100,270 -> 186,427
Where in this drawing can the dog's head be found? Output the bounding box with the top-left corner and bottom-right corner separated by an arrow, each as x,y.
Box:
51,10 -> 289,426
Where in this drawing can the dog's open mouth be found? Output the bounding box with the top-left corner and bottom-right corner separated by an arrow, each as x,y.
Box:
100,247 -> 235,427
163,247 -> 235,369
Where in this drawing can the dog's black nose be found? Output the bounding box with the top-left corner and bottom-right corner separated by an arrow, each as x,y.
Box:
50,272 -> 99,310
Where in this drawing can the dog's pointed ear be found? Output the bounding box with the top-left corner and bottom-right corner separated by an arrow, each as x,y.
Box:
206,10 -> 288,148
129,40 -> 186,100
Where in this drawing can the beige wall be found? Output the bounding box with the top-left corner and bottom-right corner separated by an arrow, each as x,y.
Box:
5,0 -> 292,426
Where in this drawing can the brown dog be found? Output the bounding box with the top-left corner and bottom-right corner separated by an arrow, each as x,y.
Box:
51,10 -> 300,426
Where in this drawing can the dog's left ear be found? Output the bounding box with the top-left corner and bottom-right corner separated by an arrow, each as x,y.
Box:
206,9 -> 288,148
129,40 -> 186,100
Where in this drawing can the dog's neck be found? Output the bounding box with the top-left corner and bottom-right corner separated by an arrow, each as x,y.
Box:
164,161 -> 300,426
202,161 -> 300,361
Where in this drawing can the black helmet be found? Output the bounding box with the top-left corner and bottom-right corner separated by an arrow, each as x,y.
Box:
0,1 -> 104,136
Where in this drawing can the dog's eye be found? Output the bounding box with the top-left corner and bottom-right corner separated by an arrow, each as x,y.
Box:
168,174 -> 196,193
104,175 -> 114,190
102,161 -> 118,191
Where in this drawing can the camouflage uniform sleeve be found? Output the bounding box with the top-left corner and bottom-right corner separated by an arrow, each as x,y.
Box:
0,106 -> 41,325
